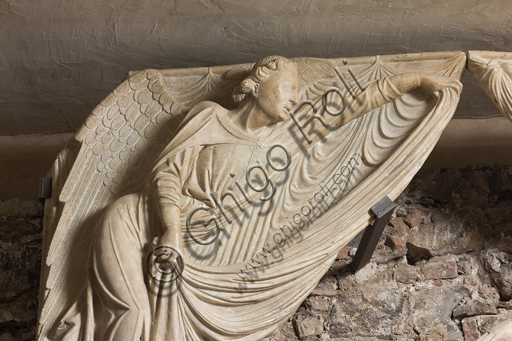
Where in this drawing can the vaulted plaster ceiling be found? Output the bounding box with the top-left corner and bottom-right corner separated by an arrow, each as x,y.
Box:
2,0 -> 512,135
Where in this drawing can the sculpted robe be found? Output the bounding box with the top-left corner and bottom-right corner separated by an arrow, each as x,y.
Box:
87,76 -> 424,340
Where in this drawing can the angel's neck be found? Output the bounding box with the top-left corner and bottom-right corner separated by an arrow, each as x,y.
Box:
229,101 -> 275,136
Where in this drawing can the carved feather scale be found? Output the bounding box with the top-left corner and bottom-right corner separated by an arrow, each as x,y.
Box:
38,52 -> 466,340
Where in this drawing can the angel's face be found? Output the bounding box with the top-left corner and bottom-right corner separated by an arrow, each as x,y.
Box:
254,71 -> 299,123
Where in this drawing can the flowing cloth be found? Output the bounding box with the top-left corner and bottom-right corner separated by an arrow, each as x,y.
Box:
468,52 -> 512,122
87,77 -> 449,340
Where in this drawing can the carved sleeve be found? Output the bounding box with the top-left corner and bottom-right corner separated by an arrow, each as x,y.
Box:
338,73 -> 420,125
153,146 -> 203,210
149,145 -> 204,251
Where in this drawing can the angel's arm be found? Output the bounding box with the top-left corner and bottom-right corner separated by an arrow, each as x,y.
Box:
339,73 -> 462,126
153,147 -> 202,257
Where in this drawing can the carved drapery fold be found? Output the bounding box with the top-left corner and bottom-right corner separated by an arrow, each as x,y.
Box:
38,52 -> 465,340
468,50 -> 512,122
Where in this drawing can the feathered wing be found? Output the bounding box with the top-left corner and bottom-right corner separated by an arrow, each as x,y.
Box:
38,52 -> 466,341
37,67 -> 247,340
468,50 -> 512,122
167,53 -> 467,340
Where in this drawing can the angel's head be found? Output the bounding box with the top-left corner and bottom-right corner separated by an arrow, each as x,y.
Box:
232,56 -> 299,123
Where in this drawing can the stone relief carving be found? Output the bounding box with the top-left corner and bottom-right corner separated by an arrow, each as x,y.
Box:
38,51 -> 465,340
469,50 -> 512,122
476,319 -> 512,341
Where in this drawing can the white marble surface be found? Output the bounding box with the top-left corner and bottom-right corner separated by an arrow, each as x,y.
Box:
38,53 -> 464,340
469,50 -> 512,123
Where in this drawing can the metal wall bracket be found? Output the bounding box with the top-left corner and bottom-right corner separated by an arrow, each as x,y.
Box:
351,196 -> 396,272
38,177 -> 52,206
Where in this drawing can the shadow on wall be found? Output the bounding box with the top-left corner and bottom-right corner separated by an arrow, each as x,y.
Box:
0,134 -> 73,199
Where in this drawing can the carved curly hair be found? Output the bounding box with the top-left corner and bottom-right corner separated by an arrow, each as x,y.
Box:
232,56 -> 298,103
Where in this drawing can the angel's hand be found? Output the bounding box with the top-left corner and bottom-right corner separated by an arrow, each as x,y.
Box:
152,229 -> 184,256
419,74 -> 463,97
153,204 -> 185,277
151,230 -> 185,278
154,247 -> 179,269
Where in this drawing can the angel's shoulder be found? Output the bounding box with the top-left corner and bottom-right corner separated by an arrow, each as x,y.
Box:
191,101 -> 226,114
182,101 -> 228,123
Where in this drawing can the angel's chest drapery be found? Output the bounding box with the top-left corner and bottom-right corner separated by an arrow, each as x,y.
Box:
154,138 -> 285,266
36,52 -> 468,341
168,89 -> 452,341
183,143 -> 270,209
152,90 -> 434,268
171,123 -> 368,267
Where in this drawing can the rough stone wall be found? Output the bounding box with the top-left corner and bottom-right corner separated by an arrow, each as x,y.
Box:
266,165 -> 512,341
1,165 -> 511,340
0,199 -> 43,340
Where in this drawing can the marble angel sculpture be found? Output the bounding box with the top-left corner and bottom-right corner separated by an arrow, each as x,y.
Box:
38,52 -> 465,340
468,50 -> 512,122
